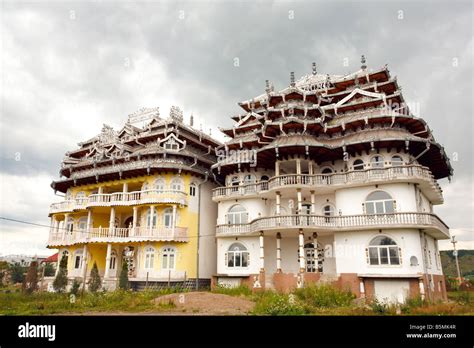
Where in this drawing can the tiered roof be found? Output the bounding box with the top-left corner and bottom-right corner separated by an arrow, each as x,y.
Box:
52,106 -> 222,193
214,59 -> 452,179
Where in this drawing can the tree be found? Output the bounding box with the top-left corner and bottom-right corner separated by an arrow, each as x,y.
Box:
22,261 -> 39,294
88,262 -> 102,292
119,261 -> 129,290
10,262 -> 26,284
53,255 -> 68,293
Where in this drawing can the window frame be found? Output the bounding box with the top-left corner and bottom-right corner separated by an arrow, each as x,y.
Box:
226,243 -> 249,268
226,204 -> 248,225
367,236 -> 401,266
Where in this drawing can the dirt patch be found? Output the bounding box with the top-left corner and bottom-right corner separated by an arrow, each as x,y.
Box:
153,291 -> 255,315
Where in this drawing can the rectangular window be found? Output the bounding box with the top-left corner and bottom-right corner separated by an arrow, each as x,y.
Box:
366,202 -> 375,215
74,256 -> 81,269
379,248 -> 389,264
190,186 -> 196,196
389,247 -> 400,265
369,248 -> 379,265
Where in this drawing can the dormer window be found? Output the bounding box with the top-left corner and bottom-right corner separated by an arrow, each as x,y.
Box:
160,133 -> 185,151
164,138 -> 179,150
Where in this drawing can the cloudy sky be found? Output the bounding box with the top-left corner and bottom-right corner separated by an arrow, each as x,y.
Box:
0,0 -> 472,256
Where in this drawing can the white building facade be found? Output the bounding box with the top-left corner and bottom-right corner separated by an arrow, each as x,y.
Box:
211,61 -> 452,303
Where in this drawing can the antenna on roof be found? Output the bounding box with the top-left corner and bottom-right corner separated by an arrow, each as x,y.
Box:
290,71 -> 295,87
361,55 -> 367,70
312,62 -> 317,75
190,113 -> 194,127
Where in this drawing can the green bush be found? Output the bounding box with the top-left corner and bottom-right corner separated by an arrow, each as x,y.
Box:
70,279 -> 81,296
88,262 -> 102,293
294,284 -> 355,308
253,292 -> 308,315
119,262 -> 129,290
10,263 -> 26,284
43,263 -> 55,277
53,255 -> 68,293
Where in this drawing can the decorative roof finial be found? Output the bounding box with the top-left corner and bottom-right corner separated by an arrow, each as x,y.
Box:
361,55 -> 367,70
312,62 -> 317,75
190,113 -> 194,127
290,71 -> 295,87
265,79 -> 271,93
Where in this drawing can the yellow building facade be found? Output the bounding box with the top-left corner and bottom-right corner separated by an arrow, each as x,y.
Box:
47,107 -> 220,290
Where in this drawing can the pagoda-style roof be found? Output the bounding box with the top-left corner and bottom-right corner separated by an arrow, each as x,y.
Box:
213,61 -> 453,180
52,106 -> 223,193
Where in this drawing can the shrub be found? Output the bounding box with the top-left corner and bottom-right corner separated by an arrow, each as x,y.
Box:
22,261 -> 39,294
70,279 -> 81,296
119,262 -> 129,290
10,263 -> 26,284
88,262 -> 102,293
53,255 -> 68,293
253,292 -> 308,315
294,284 -> 355,308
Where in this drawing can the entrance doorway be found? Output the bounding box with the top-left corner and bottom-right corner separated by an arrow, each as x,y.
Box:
304,242 -> 323,273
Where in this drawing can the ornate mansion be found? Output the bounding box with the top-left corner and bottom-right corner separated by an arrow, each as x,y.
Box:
48,59 -> 452,303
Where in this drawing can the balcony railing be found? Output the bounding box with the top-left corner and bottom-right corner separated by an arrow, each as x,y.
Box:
47,226 -> 188,246
50,189 -> 188,214
212,165 -> 443,201
216,212 -> 449,238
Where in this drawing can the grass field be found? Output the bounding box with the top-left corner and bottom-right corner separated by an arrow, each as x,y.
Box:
1,285 -> 472,316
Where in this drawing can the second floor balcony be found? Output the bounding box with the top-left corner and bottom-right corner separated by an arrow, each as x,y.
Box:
216,212 -> 449,240
50,189 -> 188,214
47,225 -> 189,247
212,165 -> 443,204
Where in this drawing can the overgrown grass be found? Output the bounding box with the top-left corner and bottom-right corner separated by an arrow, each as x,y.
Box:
211,284 -> 253,297
294,284 -> 355,308
0,288 -> 182,315
252,292 -> 308,315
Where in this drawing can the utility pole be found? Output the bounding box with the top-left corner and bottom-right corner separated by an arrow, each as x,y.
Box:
451,236 -> 462,285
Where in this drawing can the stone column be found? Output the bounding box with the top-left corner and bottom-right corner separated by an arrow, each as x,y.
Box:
86,209 -> 92,238
298,229 -> 305,273
259,231 -> 265,272
172,204 -> 177,237
276,233 -> 282,273
310,191 -> 316,214
81,244 -> 88,283
62,213 -> 69,240
276,191 -> 281,215
419,279 -> 426,301
359,279 -> 366,298
123,182 -> 128,193
109,207 -> 115,236
309,162 -> 314,175
296,158 -> 301,174
275,161 -> 280,177
98,186 -> 103,194
131,206 -> 138,236
148,206 -> 155,233
297,189 -> 302,213
104,243 -> 112,279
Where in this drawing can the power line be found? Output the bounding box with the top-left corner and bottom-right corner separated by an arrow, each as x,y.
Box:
0,216 -> 218,239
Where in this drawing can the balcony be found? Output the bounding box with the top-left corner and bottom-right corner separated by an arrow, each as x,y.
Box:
212,165 -> 443,203
216,212 -> 449,239
49,189 -> 188,214
47,226 -> 189,247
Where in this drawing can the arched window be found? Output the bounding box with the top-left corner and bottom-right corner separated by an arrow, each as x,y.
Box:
171,178 -> 184,192
226,243 -> 249,268
323,205 -> 334,216
230,176 -> 240,192
73,249 -> 83,269
146,209 -> 157,228
261,175 -> 269,181
365,191 -> 395,215
76,191 -> 86,199
226,205 -> 248,224
109,250 -> 117,270
321,167 -> 333,174
189,183 -> 197,197
368,236 -> 400,265
370,155 -> 384,168
302,203 -> 312,215
154,177 -> 165,191
163,208 -> 174,228
243,174 -> 256,193
391,155 -> 403,166
353,159 -> 365,171
144,246 -> 155,269
142,182 -> 149,191
161,247 -> 176,270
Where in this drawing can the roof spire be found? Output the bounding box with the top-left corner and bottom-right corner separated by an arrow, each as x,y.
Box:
361,55 -> 367,70
312,62 -> 317,75
290,71 -> 295,87
265,79 -> 271,93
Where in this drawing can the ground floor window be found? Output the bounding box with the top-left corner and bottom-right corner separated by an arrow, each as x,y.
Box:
226,243 -> 249,268
144,247 -> 155,269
